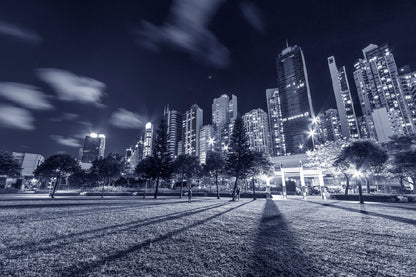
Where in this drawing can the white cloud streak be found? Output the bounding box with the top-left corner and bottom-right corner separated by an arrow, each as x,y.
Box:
0,82 -> 53,110
0,104 -> 35,130
137,0 -> 230,68
110,108 -> 146,129
36,68 -> 106,107
0,21 -> 42,43
50,135 -> 82,148
240,2 -> 265,33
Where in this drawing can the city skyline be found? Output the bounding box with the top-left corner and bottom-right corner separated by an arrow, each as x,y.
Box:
1,1 -> 416,157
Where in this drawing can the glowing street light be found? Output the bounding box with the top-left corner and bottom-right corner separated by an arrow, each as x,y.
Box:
298,143 -> 304,150
208,137 -> 215,146
307,129 -> 316,150
222,145 -> 229,152
353,169 -> 362,179
311,116 -> 320,125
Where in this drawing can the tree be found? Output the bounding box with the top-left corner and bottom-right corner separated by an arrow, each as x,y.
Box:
150,118 -> 174,199
306,140 -> 351,194
174,154 -> 201,198
383,135 -> 416,194
226,115 -> 254,201
0,151 -> 21,178
136,156 -> 159,198
335,141 -> 388,203
203,151 -> 226,199
34,154 -> 80,198
392,151 -> 416,194
246,151 -> 274,200
91,153 -> 124,198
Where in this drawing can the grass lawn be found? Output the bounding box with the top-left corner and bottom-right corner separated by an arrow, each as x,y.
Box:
0,196 -> 415,276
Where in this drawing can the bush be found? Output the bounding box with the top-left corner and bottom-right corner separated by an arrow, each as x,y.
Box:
0,187 -> 19,194
330,194 -> 407,202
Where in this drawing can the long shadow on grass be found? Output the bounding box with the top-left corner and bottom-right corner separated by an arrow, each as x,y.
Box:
249,199 -> 317,276
0,198 -> 205,209
5,202 -> 229,257
300,200 -> 416,226
0,200 -> 202,225
59,200 -> 254,277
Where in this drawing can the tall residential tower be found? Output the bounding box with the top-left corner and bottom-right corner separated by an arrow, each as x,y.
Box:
328,56 -> 359,139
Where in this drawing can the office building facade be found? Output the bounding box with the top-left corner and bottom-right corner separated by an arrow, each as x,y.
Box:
328,56 -> 360,139
81,133 -> 105,163
243,108 -> 271,154
276,44 -> 314,154
266,88 -> 284,156
182,104 -> 203,157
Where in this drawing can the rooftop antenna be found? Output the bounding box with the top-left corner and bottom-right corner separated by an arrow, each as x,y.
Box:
286,39 -> 289,48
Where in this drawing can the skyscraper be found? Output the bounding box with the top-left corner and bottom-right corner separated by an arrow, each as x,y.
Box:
276,44 -> 314,154
328,56 -> 359,139
266,88 -> 284,156
182,104 -> 203,157
143,122 -> 153,157
242,108 -> 271,154
399,66 -> 416,127
318,109 -> 342,143
212,94 -> 237,151
81,133 -> 105,163
164,106 -> 183,158
353,43 -> 415,141
199,124 -> 214,164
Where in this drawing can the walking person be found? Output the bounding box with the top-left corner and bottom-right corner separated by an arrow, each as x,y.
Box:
236,187 -> 240,202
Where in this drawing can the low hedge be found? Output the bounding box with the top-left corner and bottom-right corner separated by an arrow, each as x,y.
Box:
330,194 -> 412,202
83,192 -> 132,196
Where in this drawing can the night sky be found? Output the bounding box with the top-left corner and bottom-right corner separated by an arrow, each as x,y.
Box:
1,0 -> 416,157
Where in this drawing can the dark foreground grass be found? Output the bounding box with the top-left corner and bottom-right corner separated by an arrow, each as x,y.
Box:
0,196 -> 415,276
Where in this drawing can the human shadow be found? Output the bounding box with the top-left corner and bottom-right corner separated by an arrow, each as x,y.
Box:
5,202 -> 229,257
59,200 -> 254,277
249,199 -> 318,276
301,200 -> 416,226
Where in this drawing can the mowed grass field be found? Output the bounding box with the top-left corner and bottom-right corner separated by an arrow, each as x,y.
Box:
0,196 -> 415,276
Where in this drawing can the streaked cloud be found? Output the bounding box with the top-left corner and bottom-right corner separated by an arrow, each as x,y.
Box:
36,68 -> 106,107
240,2 -> 265,33
0,21 -> 42,43
0,104 -> 35,130
50,135 -> 82,148
49,113 -> 79,122
137,0 -> 230,68
0,82 -> 53,110
110,108 -> 145,129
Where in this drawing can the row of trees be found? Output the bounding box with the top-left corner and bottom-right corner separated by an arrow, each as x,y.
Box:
135,116 -> 274,200
0,115 -> 272,199
307,135 -> 416,203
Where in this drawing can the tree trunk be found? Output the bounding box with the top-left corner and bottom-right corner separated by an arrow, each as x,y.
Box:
344,174 -> 350,195
252,177 -> 256,200
215,172 -> 220,199
358,181 -> 364,204
366,178 -> 370,194
50,174 -> 61,198
143,179 -> 147,198
180,172 -> 184,199
399,177 -> 404,195
101,177 -> 108,198
412,177 -> 416,194
232,175 -> 239,201
154,177 -> 160,199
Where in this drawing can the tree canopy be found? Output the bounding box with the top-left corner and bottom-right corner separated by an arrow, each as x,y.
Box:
0,151 -> 21,177
225,115 -> 253,200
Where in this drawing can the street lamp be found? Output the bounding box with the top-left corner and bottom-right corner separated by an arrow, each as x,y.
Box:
311,116 -> 320,125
